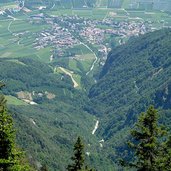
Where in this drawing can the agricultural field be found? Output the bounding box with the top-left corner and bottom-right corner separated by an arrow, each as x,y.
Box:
96,0 -> 108,7
0,2 -> 18,9
48,8 -> 130,20
47,7 -> 171,24
0,15 -> 51,61
54,44 -> 96,76
47,8 -> 109,19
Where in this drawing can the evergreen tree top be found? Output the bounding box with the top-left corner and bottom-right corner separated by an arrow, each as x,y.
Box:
0,84 -> 32,171
67,136 -> 94,171
121,105 -> 168,171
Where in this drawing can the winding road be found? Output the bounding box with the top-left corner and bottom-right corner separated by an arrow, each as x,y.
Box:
51,3 -> 55,9
59,67 -> 79,88
7,20 -> 13,33
92,120 -> 99,135
80,42 -> 98,75
7,15 -> 21,34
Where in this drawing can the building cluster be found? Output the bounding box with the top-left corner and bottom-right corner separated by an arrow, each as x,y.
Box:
79,18 -> 149,46
32,14 -> 150,59
80,27 -> 105,44
34,23 -> 79,52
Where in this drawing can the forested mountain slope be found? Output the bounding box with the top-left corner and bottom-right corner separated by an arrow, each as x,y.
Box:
89,28 -> 171,162
0,58 -> 113,170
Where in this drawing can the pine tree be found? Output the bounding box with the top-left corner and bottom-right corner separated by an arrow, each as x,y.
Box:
67,136 -> 85,171
121,106 -> 166,171
0,83 -> 31,171
160,136 -> 171,170
67,136 -> 95,171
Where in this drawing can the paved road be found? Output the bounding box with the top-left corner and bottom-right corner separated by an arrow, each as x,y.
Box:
80,42 -> 98,75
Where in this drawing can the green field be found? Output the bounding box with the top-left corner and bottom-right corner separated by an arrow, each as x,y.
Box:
122,0 -> 131,8
68,54 -> 95,73
0,17 -> 52,61
10,20 -> 48,33
46,7 -> 171,24
68,44 -> 92,54
6,95 -> 27,106
48,8 -> 110,19
54,43 -> 95,75
0,2 -> 17,9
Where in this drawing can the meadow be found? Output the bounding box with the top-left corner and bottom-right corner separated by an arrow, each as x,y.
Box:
47,7 -> 171,25
5,95 -> 28,106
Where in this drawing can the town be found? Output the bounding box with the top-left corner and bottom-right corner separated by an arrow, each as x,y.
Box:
32,13 -> 151,62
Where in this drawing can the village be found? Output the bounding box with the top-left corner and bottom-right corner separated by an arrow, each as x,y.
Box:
32,14 -> 151,60
0,0 -> 167,62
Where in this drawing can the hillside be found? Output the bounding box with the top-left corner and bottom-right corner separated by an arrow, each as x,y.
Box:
0,0 -> 171,169
89,28 -> 171,163
0,58 -> 114,170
